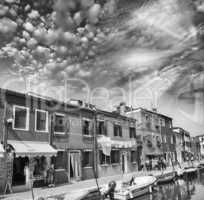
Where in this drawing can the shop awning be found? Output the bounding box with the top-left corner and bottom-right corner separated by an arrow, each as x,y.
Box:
8,140 -> 57,157
0,144 -> 5,158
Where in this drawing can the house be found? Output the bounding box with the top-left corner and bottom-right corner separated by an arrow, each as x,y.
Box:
96,109 -> 138,177
197,135 -> 204,159
0,89 -> 57,193
190,137 -> 201,161
117,104 -> 175,168
172,127 -> 192,163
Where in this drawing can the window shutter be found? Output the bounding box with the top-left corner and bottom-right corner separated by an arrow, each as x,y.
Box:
104,120 -> 107,136
119,126 -> 122,137
65,116 -> 70,134
89,120 -> 94,136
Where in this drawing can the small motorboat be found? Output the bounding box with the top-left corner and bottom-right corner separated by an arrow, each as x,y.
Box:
113,176 -> 157,200
183,167 -> 197,175
155,171 -> 177,184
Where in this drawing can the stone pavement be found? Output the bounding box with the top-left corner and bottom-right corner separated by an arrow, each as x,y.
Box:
0,163 -> 198,200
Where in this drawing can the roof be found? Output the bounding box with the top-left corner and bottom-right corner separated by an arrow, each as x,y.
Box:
96,109 -> 136,122
126,107 -> 172,120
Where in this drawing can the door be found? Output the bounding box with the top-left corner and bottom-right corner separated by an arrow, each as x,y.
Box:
69,151 -> 81,181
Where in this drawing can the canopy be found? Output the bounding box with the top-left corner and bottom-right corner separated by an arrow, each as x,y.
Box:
97,136 -> 137,156
8,140 -> 57,157
0,143 -> 5,158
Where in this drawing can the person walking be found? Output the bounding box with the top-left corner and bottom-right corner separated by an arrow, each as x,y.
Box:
47,164 -> 55,187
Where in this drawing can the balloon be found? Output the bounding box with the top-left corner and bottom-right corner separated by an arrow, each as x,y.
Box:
88,4 -> 101,24
73,12 -> 82,26
81,0 -> 94,9
24,22 -> 35,32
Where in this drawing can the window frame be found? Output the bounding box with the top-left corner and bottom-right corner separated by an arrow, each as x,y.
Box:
99,150 -> 110,165
113,123 -> 122,137
131,150 -> 137,163
111,149 -> 120,164
129,127 -> 136,139
54,112 -> 66,135
13,105 -> 30,131
82,149 -> 93,168
35,109 -> 49,133
97,119 -> 106,135
82,118 -> 92,137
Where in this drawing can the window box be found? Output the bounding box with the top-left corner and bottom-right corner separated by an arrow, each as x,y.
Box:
13,105 -> 29,131
35,109 -> 48,132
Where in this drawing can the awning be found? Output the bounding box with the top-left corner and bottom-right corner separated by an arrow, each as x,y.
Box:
97,136 -> 137,156
0,144 -> 5,158
8,140 -> 57,157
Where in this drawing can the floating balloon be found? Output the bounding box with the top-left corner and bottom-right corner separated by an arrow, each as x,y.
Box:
88,4 -> 101,24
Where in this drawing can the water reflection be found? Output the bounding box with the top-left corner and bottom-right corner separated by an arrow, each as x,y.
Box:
134,170 -> 204,200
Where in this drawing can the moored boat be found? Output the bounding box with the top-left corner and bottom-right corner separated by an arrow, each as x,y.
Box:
155,171 -> 177,184
113,176 -> 157,200
183,167 -> 197,175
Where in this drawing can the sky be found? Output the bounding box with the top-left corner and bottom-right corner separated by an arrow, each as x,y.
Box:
0,0 -> 204,136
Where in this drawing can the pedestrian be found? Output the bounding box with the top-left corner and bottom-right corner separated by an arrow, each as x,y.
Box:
47,164 -> 55,187
103,180 -> 116,200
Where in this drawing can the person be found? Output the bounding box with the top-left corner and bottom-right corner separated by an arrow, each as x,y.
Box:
103,180 -> 116,200
24,161 -> 30,187
47,164 -> 55,187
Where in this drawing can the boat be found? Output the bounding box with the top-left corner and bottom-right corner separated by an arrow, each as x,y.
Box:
155,170 -> 177,184
113,176 -> 157,200
183,167 -> 197,175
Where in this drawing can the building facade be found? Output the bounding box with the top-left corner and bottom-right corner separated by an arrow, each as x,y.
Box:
197,135 -> 204,159
96,110 -> 138,178
124,106 -> 175,168
190,137 -> 201,161
172,127 -> 192,163
0,90 -> 140,193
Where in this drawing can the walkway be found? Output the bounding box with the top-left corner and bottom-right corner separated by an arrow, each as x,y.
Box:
0,163 -> 198,200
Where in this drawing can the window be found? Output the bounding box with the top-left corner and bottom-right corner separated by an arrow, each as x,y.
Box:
163,135 -> 167,143
131,151 -> 137,163
54,113 -> 66,134
13,105 -> 29,130
35,109 -> 48,132
97,120 -> 106,135
82,119 -> 92,136
111,150 -> 120,164
99,150 -> 110,165
129,127 -> 136,138
114,124 -> 122,137
82,150 -> 93,167
52,151 -> 67,169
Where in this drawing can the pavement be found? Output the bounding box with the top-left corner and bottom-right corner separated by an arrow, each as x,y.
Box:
0,163 -> 199,200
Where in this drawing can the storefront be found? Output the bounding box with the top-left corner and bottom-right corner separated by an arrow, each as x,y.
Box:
7,140 -> 57,192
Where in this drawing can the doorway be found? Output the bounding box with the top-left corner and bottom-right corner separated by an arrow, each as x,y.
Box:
12,157 -> 29,186
121,152 -> 128,174
69,151 -> 81,182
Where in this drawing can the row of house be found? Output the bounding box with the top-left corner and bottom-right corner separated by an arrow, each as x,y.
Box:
0,89 -> 201,193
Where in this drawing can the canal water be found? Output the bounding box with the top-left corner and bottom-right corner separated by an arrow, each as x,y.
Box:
135,169 -> 204,200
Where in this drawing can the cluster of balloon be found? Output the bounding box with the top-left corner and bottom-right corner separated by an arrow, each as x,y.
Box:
0,0 -> 118,79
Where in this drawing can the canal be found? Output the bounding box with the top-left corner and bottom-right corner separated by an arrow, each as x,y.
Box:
135,169 -> 204,200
